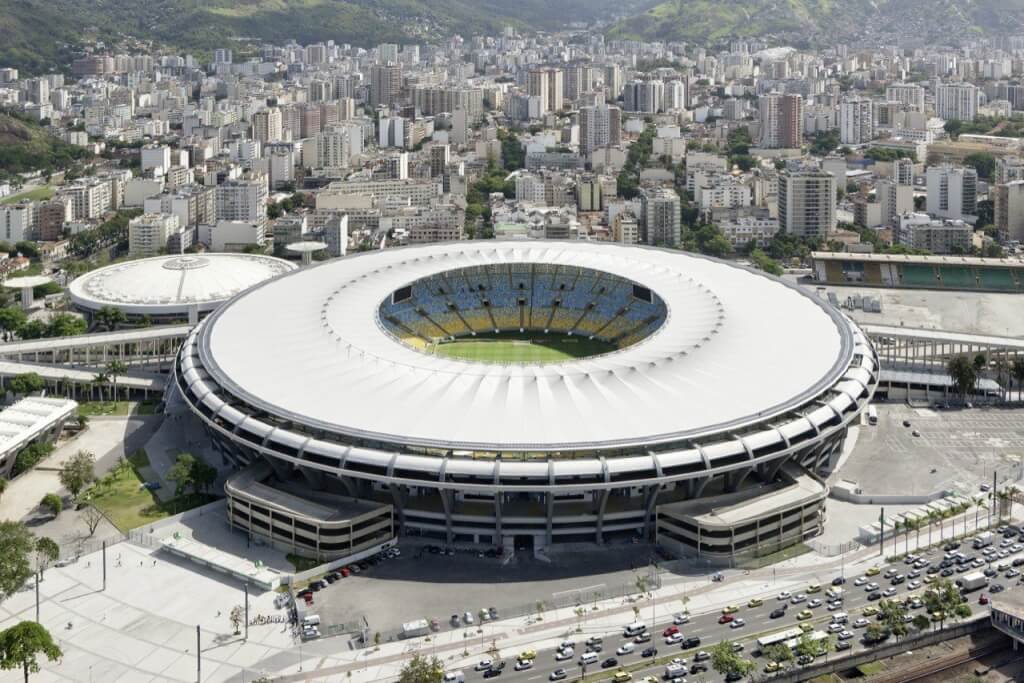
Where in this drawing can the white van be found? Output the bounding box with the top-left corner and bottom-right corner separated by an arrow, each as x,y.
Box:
831,612 -> 848,624
302,614 -> 321,627
443,672 -> 465,683
623,621 -> 647,637
579,652 -> 599,666
664,663 -> 687,678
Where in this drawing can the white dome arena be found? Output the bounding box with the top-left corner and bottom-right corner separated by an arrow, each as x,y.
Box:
68,253 -> 296,321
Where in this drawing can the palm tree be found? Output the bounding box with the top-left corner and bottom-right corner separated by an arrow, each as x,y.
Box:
1011,359 -> 1024,402
105,360 -> 128,404
977,499 -> 989,532
947,355 -> 977,405
892,519 -> 902,555
91,371 -> 110,401
927,509 -> 939,546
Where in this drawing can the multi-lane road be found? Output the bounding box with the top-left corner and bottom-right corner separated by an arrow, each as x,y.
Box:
454,534 -> 1023,683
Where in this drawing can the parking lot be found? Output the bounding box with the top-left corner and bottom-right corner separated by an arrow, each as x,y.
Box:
840,403 -> 1024,497
303,543 -> 666,640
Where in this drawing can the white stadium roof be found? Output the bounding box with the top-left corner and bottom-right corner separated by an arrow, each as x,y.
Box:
198,242 -> 855,451
68,254 -> 296,316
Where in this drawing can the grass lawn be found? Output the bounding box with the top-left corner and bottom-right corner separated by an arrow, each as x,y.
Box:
77,401 -> 159,416
1,186 -> 54,204
87,449 -> 211,532
287,553 -> 322,572
432,331 -> 616,364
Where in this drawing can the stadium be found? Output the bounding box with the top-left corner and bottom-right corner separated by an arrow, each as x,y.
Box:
174,242 -> 879,562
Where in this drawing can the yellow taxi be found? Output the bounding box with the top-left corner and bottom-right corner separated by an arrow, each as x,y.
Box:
764,662 -> 780,673
722,605 -> 740,615
613,671 -> 633,683
866,566 -> 881,576
797,609 -> 813,620
807,583 -> 821,593
747,598 -> 763,608
862,605 -> 879,617
519,650 -> 536,661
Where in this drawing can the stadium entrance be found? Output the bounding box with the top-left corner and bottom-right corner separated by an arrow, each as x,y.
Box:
514,534 -> 536,552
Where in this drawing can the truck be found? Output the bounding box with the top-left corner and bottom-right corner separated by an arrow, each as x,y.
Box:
959,571 -> 989,593
973,532 -> 993,549
402,619 -> 431,638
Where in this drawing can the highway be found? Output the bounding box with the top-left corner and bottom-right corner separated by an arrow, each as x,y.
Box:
454,533 -> 1023,683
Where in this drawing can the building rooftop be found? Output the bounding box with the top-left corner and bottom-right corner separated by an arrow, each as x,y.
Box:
68,254 -> 296,316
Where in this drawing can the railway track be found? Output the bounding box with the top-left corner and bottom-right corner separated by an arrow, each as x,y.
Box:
870,643 -> 1015,683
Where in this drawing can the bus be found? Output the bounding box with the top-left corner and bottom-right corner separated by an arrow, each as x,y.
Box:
868,406 -> 878,425
755,628 -> 803,653
783,630 -> 829,652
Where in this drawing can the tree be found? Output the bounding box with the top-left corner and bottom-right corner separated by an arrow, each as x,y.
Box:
90,371 -> 109,401
964,152 -> 996,180
947,355 -> 977,403
0,308 -> 27,339
15,321 -> 46,340
709,640 -> 753,678
229,605 -> 243,635
105,360 -> 128,403
398,654 -> 444,683
0,621 -> 62,683
7,373 -> 44,396
764,643 -> 794,669
0,522 -> 36,600
80,505 -> 104,537
794,633 -> 819,662
864,623 -> 886,644
44,314 -> 86,338
1011,359 -> 1024,401
58,450 -> 95,499
912,614 -> 931,632
33,538 -> 58,579
38,494 -> 61,517
93,306 -> 125,332
12,442 -> 54,477
167,453 -> 216,498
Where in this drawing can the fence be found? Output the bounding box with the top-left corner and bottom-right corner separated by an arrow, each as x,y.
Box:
805,539 -> 861,557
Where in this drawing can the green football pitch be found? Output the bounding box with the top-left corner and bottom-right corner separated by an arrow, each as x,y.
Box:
431,331 -> 615,363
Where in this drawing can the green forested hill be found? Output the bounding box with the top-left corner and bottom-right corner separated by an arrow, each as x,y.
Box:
0,0 -> 637,75
608,0 -> 1024,45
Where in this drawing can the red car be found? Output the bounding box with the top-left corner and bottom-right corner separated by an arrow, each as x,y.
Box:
340,567 -> 351,578
718,614 -> 733,624
979,594 -> 989,605
662,626 -> 679,637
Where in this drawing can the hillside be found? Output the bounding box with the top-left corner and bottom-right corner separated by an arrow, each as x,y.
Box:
0,0 -> 639,75
0,112 -> 91,182
608,0 -> 1024,46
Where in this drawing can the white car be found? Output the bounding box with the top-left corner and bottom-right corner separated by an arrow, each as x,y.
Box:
838,630 -> 854,640
665,633 -> 684,645
515,660 -> 534,671
853,618 -> 870,628
555,649 -> 573,661
827,623 -> 844,633
463,611 -> 474,625
777,591 -> 792,601
827,602 -> 843,611
808,599 -> 822,608
865,582 -> 879,591
729,618 -> 745,629
908,580 -> 922,590
882,587 -> 897,597
790,594 -> 806,604
475,659 -> 493,671
854,577 -> 868,586
616,643 -> 635,656
673,613 -> 690,625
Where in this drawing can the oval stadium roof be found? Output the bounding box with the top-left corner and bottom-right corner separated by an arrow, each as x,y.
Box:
197,242 -> 855,451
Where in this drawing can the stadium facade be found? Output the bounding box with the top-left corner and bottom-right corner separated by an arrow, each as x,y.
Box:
174,242 -> 878,561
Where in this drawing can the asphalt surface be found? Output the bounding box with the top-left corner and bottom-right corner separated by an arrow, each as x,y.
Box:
453,534 -> 1024,683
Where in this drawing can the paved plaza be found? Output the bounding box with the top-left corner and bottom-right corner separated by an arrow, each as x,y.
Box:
839,403 -> 1024,497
